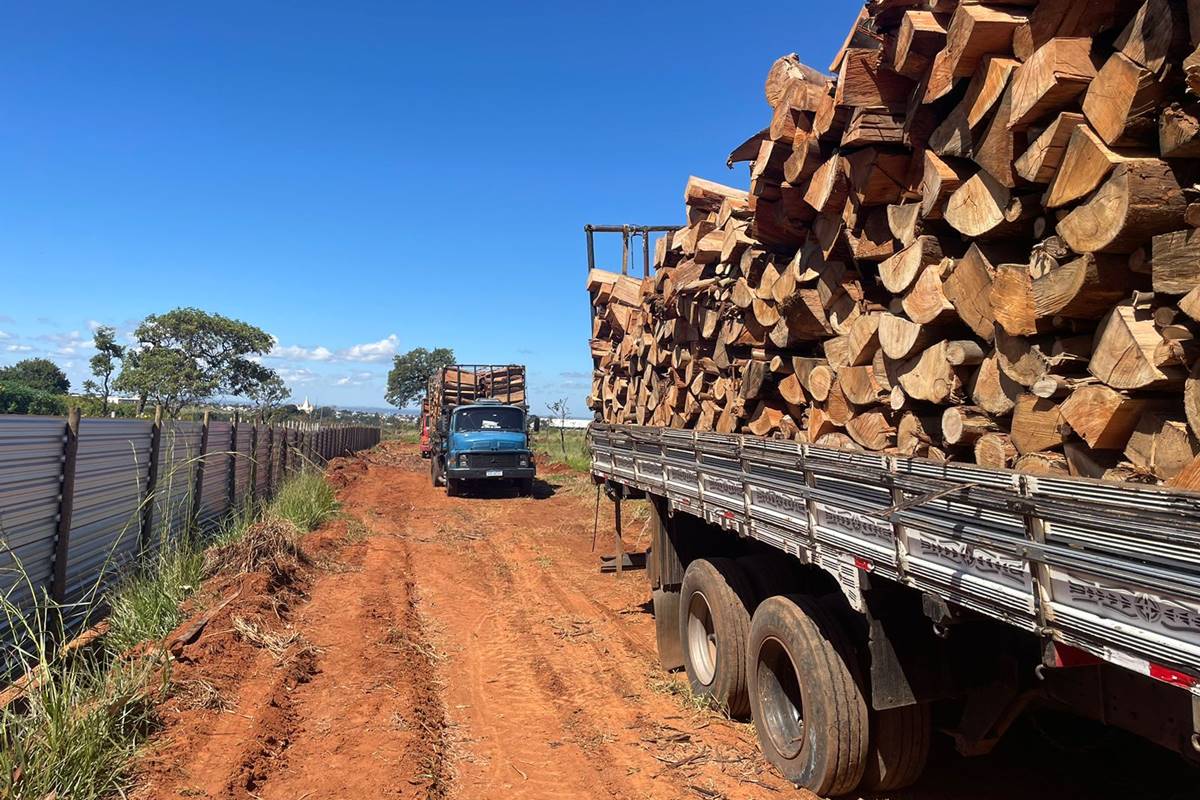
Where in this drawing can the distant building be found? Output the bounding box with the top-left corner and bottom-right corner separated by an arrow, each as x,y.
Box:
546,418 -> 590,429
298,396 -> 315,415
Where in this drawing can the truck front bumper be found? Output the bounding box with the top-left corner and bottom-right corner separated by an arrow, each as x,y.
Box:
446,466 -> 536,481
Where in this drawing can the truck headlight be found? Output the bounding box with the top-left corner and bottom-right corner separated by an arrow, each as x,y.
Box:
458,455 -> 468,467
519,456 -> 528,467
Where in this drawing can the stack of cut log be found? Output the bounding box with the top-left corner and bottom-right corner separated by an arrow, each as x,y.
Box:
588,0 -> 1200,487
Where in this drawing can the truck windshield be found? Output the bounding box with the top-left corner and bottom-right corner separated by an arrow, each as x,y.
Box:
455,406 -> 524,432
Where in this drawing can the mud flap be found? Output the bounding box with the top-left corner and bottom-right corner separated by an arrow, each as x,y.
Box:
652,587 -> 684,671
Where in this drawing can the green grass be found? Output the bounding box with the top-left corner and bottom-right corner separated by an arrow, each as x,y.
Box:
268,470 -> 340,532
385,423 -> 421,445
533,428 -> 591,472
0,468 -> 342,800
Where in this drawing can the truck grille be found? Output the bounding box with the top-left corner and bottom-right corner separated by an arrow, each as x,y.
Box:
467,452 -> 522,469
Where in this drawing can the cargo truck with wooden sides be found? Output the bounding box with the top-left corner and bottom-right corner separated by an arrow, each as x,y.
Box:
427,364 -> 536,497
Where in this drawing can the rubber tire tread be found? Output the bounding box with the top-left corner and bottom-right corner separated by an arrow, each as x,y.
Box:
517,478 -> 534,497
735,553 -> 798,605
446,477 -> 461,497
862,701 -> 931,791
679,558 -> 755,719
748,594 -> 869,796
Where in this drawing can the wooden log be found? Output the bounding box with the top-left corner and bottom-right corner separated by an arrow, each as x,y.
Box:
1150,228 -> 1200,295
895,341 -> 968,404
1014,112 -> 1086,183
1082,51 -> 1164,146
1015,451 -> 1070,475
897,411 -> 941,456
1010,394 -> 1069,454
765,53 -> 831,109
943,405 -> 1003,445
928,55 -> 1021,157
920,150 -> 968,220
845,312 -> 882,366
973,81 -> 1028,187
836,48 -> 913,111
942,245 -> 997,342
1056,160 -> 1186,254
793,357 -> 833,402
843,147 -> 910,206
1160,104 -> 1200,159
1124,413 -> 1199,480
1089,302 -> 1186,389
685,177 -> 749,212
944,171 -> 1029,239
902,259 -> 957,325
846,407 -> 898,450
990,254 -> 1133,336
1043,124 -> 1130,208
1114,0 -> 1186,78
878,312 -> 936,360
840,364 -> 889,405
1006,37 -> 1097,130
975,432 -> 1018,468
878,236 -> 946,294
925,5 -> 1028,102
895,10 -> 949,79
804,155 -> 850,213
1060,384 -> 1158,450
971,351 -> 1022,415
887,203 -> 923,247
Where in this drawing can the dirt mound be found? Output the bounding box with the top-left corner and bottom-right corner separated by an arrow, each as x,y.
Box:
203,516 -> 306,580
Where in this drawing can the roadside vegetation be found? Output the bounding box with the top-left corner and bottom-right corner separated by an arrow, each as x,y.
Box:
533,427 -> 590,472
0,468 -> 341,800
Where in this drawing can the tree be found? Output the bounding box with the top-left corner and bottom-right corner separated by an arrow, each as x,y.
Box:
247,371 -> 290,421
87,325 -> 124,412
546,398 -> 570,457
114,308 -> 275,418
0,358 -> 70,394
385,347 -> 455,409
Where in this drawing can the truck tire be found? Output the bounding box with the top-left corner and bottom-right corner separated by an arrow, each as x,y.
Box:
517,478 -> 534,497
861,702 -> 931,792
446,477 -> 462,497
679,558 -> 755,719
652,587 -> 684,671
748,594 -> 869,796
430,455 -> 442,487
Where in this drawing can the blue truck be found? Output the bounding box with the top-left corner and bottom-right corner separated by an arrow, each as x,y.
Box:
427,364 -> 536,497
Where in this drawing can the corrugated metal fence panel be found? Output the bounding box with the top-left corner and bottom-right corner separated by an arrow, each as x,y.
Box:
0,416 -> 66,647
147,422 -> 202,553
234,425 -> 254,504
64,419 -> 153,606
198,421 -> 232,528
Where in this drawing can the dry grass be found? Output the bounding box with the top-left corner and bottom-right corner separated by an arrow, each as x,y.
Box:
173,678 -> 233,712
204,515 -> 306,578
231,616 -> 309,662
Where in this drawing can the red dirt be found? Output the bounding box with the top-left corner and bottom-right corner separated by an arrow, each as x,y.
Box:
133,442 -> 1198,800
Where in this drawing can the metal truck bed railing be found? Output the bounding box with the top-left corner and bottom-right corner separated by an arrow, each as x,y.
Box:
590,423 -> 1200,696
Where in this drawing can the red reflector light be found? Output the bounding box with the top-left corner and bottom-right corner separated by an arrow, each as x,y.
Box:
854,557 -> 873,572
1149,663 -> 1199,690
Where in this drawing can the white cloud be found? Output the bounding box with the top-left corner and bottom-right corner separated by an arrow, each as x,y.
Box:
338,334 -> 398,363
277,367 -> 319,385
6,344 -> 32,352
36,330 -> 94,357
0,331 -> 9,340
266,333 -> 398,365
87,320 -> 103,332
268,339 -> 335,362
334,371 -> 376,387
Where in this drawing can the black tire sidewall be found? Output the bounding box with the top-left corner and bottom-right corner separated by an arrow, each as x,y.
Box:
678,558 -> 754,718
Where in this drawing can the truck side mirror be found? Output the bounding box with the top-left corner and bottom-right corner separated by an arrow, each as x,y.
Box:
437,417 -> 448,435
531,416 -> 541,433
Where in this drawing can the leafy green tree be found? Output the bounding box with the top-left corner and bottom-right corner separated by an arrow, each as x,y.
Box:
0,381 -> 68,415
85,325 -> 124,412
385,347 -> 455,409
114,308 -> 275,418
0,358 -> 70,394
247,371 -> 290,420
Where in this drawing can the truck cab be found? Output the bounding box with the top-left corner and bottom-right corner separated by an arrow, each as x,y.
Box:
434,399 -> 536,496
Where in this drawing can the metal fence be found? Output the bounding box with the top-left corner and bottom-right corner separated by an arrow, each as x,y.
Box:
0,411 -> 380,645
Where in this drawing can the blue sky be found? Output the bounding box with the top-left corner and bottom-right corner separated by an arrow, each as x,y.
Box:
0,1 -> 861,413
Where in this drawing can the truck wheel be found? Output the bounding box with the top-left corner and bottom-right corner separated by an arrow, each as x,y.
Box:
517,478 -> 534,497
652,587 -> 684,671
679,558 -> 755,719
430,456 -> 442,487
748,594 -> 868,796
446,478 -> 462,497
861,702 -> 931,792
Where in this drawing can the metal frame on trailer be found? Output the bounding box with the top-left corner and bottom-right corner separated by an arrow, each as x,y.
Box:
590,423 -> 1200,699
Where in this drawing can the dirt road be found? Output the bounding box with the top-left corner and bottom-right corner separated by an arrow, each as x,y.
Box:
134,443 -> 1197,800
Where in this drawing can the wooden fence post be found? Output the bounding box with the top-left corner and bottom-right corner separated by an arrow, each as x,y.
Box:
190,410 -> 211,529
265,425 -> 275,497
228,414 -> 239,510
51,407 -> 82,604
248,423 -> 259,504
139,406 -> 164,553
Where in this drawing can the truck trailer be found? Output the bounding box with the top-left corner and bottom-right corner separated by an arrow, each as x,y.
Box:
427,364 -> 536,497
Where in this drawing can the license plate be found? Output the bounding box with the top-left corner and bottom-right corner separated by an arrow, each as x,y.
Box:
486,470 -> 503,477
